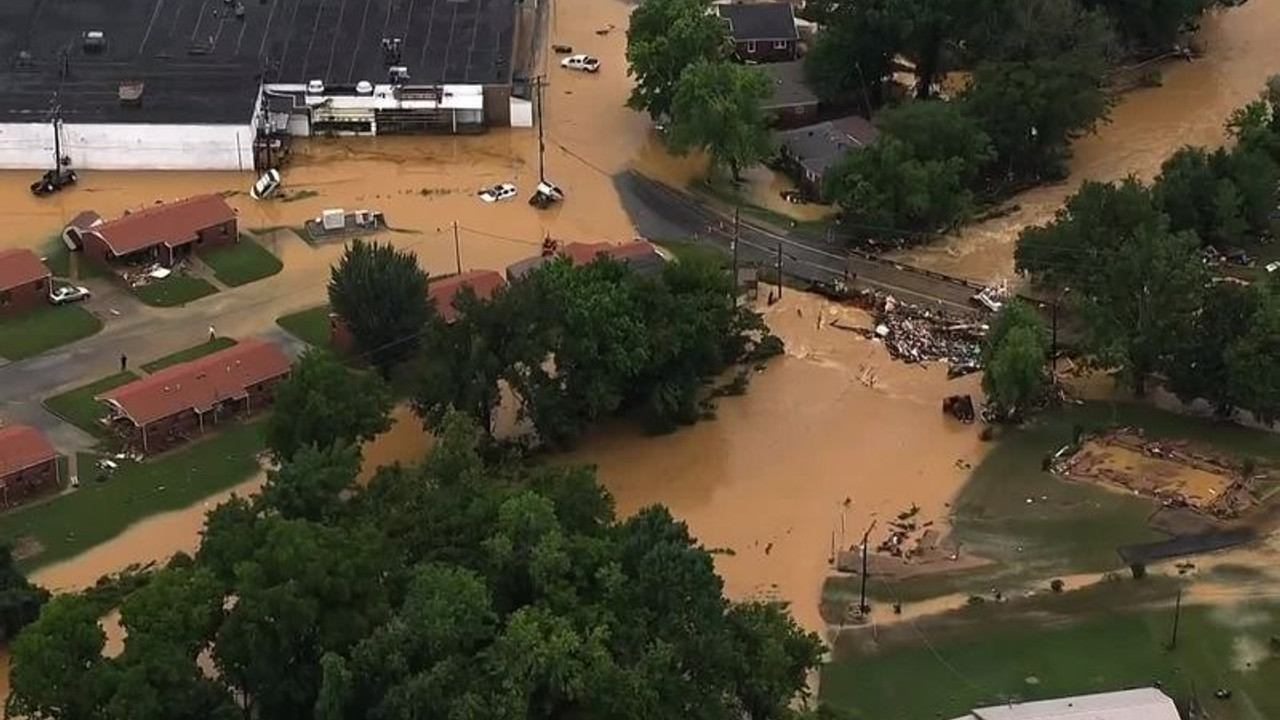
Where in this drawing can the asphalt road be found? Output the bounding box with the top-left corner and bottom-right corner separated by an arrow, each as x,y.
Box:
612,171 -> 988,314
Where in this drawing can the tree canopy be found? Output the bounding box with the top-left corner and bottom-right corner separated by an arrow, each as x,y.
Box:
0,544 -> 49,643
981,301 -> 1050,418
328,239 -> 431,375
265,349 -> 393,462
7,412 -> 824,720
667,61 -> 775,181
625,0 -> 730,121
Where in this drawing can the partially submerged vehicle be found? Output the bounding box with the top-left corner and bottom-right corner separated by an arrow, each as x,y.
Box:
250,169 -> 282,200
528,180 -> 565,209
479,183 -> 518,203
31,167 -> 77,197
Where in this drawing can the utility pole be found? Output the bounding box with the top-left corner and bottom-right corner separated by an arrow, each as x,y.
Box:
775,242 -> 784,299
534,77 -> 547,185
52,101 -> 63,172
1168,587 -> 1183,650
858,520 -> 877,616
731,206 -> 740,302
453,222 -> 462,274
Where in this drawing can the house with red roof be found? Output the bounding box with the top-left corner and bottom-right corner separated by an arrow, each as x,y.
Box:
504,240 -> 667,281
67,195 -> 239,268
330,269 -> 508,351
0,425 -> 59,508
97,339 -> 291,454
0,249 -> 52,316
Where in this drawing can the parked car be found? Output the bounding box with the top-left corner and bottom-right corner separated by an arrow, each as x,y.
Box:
529,180 -> 565,209
1266,261 -> 1280,273
478,183 -> 518,203
561,54 -> 601,73
49,283 -> 91,305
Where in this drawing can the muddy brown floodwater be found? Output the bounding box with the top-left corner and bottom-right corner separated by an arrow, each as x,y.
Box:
3,0 -> 1280,708
896,1 -> 1280,283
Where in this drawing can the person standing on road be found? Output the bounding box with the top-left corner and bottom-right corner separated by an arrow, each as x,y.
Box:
208,325 -> 217,341
120,354 -> 127,372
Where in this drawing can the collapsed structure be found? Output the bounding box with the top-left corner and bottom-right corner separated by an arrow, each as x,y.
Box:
0,0 -> 543,171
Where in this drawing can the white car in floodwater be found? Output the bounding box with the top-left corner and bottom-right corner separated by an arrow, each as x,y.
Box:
478,183 -> 518,203
561,54 -> 601,73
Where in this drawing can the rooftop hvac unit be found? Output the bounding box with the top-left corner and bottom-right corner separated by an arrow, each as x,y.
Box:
119,81 -> 145,106
307,79 -> 325,94
388,66 -> 409,82
356,80 -> 373,94
321,209 -> 345,231
82,30 -> 106,53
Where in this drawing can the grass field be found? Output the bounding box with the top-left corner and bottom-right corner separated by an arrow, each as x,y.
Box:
201,237 -> 284,287
651,238 -> 730,269
0,304 -> 103,360
821,402 -> 1280,609
141,337 -> 238,373
132,274 -> 219,307
44,372 -> 139,437
822,579 -> 1280,720
40,240 -> 110,281
0,422 -> 265,571
276,305 -> 332,349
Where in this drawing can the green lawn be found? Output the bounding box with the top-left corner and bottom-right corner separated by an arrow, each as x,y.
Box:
200,237 -> 284,287
40,239 -> 110,281
132,275 -> 219,307
276,305 -> 333,349
0,304 -> 103,360
44,372 -> 139,437
822,579 -> 1280,720
651,239 -> 730,269
0,422 -> 265,572
141,337 -> 238,373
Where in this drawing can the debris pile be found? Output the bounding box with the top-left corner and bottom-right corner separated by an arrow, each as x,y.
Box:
871,294 -> 986,373
942,395 -> 975,423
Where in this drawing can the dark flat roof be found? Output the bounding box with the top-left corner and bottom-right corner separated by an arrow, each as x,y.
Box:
778,115 -> 879,178
761,60 -> 817,109
716,2 -> 798,42
0,0 -> 517,124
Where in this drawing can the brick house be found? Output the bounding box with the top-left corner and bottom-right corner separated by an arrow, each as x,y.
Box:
0,249 -> 52,316
505,240 -> 667,281
0,424 -> 59,509
330,269 -> 508,351
68,195 -> 239,268
97,339 -> 291,454
716,2 -> 800,64
776,115 -> 880,199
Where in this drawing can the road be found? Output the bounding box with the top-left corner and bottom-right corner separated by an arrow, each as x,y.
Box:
612,172 -> 991,314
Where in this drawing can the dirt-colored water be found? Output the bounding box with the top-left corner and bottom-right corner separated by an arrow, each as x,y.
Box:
895,2 -> 1280,284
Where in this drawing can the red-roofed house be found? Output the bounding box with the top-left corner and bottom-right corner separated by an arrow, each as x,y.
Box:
0,249 -> 52,316
69,195 -> 239,268
505,240 -> 667,281
329,269 -> 508,350
0,425 -> 59,508
97,339 -> 291,454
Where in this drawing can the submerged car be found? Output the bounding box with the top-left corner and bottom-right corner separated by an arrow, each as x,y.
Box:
49,283 -> 91,305
478,183 -> 518,203
31,168 -> 77,197
528,181 -> 565,209
250,169 -> 282,200
560,54 -> 601,73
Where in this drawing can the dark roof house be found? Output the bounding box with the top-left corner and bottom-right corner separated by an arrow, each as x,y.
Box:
716,2 -> 800,63
761,60 -> 819,126
777,115 -> 880,196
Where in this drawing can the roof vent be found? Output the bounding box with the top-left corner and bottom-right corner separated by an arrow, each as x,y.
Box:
388,66 -> 409,83
356,80 -> 373,94
82,31 -> 106,53
119,81 -> 145,106
381,37 -> 403,65
306,79 -> 325,94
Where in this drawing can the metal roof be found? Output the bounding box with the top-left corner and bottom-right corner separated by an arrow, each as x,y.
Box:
952,688 -> 1180,720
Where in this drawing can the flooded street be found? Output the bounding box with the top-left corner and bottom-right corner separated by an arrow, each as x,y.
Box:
3,0 -> 1280,707
896,1 -> 1280,283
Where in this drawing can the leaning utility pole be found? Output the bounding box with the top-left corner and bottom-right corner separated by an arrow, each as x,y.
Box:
1167,587 -> 1183,650
534,77 -> 547,185
453,221 -> 462,274
775,242 -> 784,299
858,520 -> 877,615
731,207 -> 740,302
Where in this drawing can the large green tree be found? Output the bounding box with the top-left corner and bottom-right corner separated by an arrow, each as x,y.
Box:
625,0 -> 730,121
0,543 -> 50,642
1225,285 -> 1280,425
6,594 -> 109,720
667,61 -> 774,181
824,136 -> 976,232
1164,282 -> 1261,416
981,301 -> 1049,418
328,239 -> 430,375
803,0 -> 902,108
265,349 -> 393,461
1081,0 -> 1208,49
